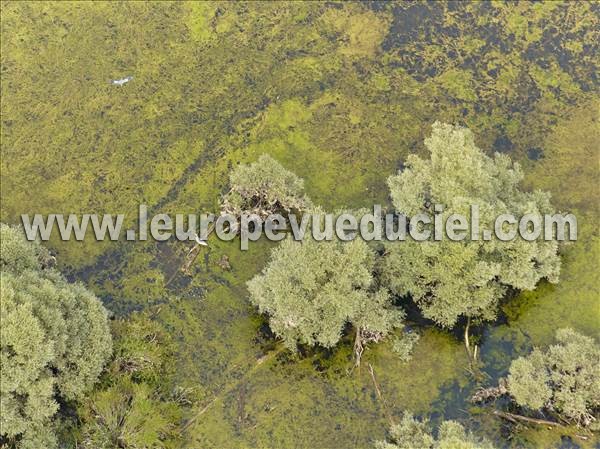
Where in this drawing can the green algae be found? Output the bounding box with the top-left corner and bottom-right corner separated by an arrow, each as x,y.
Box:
1,2 -> 599,448
478,100 -> 600,448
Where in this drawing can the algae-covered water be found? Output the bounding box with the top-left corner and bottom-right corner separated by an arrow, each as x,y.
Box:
1,2 -> 598,448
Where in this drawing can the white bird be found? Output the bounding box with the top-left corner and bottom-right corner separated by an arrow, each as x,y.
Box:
111,76 -> 133,86
194,233 -> 208,246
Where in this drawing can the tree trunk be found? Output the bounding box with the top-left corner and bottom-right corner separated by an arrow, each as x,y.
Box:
464,317 -> 472,360
353,327 -> 364,368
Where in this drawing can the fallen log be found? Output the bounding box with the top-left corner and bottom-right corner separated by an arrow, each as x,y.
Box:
492,410 -> 563,427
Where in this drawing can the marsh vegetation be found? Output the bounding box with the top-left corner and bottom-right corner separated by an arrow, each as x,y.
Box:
1,2 -> 599,448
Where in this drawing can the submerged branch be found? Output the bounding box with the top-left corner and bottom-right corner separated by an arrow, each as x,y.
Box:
180,345 -> 285,434
165,224 -> 216,287
367,363 -> 395,427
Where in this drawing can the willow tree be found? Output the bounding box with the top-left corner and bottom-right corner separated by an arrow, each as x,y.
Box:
507,328 -> 600,428
382,123 -> 561,357
221,154 -> 313,219
247,236 -> 403,365
181,154 -> 313,274
0,224 -> 112,449
376,413 -> 495,449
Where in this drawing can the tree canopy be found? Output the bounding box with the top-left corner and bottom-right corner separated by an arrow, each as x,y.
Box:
0,224 -> 112,449
221,154 -> 313,219
375,413 -> 495,449
247,236 -> 403,354
507,328 -> 600,428
382,122 -> 561,328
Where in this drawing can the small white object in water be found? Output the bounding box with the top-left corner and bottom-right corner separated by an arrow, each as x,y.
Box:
194,233 -> 208,246
111,76 -> 133,86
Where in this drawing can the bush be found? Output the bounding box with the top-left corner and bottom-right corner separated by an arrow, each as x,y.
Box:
221,154 -> 312,218
507,328 -> 600,427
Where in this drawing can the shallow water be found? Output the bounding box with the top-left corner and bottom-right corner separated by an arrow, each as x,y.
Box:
1,2 -> 598,448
